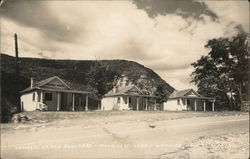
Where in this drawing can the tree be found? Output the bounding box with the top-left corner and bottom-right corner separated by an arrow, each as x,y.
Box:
0,97 -> 14,123
136,76 -> 155,95
85,60 -> 117,107
154,83 -> 171,103
191,32 -> 249,110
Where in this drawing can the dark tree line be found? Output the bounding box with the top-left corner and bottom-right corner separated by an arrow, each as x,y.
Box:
191,32 -> 249,110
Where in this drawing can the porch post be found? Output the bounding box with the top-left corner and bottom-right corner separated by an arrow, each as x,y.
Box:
145,97 -> 148,111
72,93 -> 75,111
154,98 -> 157,111
185,98 -> 187,111
136,96 -> 139,111
41,90 -> 43,104
203,100 -> 206,111
194,100 -> 197,111
57,92 -> 60,111
212,99 -> 215,111
85,94 -> 88,111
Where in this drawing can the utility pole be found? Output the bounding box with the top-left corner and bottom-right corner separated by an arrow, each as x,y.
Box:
14,33 -> 19,76
14,33 -> 21,112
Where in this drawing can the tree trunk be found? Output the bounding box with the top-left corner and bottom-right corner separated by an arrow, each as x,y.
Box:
237,84 -> 243,110
226,93 -> 233,110
230,91 -> 235,109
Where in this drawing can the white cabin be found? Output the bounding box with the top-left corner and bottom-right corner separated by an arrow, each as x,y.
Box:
101,75 -> 156,111
20,76 -> 92,111
163,89 -> 215,111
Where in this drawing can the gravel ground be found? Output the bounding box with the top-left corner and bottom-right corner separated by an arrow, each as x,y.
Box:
1,111 -> 248,133
1,111 -> 249,159
159,131 -> 249,159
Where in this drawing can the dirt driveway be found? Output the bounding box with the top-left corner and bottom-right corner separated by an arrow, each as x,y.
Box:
1,111 -> 249,159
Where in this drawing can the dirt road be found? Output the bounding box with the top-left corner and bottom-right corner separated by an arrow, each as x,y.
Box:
1,113 -> 249,159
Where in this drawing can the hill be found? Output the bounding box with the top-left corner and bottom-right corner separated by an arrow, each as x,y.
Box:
0,53 -> 174,120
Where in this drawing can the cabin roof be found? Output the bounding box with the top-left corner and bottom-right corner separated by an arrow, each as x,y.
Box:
105,85 -> 136,96
104,85 -> 155,97
168,88 -> 214,100
169,89 -> 200,98
34,76 -> 71,89
20,76 -> 90,94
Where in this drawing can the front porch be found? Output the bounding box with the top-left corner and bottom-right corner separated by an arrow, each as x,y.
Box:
115,95 -> 157,111
178,97 -> 215,111
36,88 -> 92,111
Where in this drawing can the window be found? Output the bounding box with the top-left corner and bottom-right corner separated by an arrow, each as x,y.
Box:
177,99 -> 180,105
117,97 -> 121,103
45,93 -> 52,101
37,92 -> 41,102
32,93 -> 35,101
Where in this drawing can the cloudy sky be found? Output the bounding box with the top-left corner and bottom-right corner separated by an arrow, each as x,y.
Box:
1,0 -> 249,90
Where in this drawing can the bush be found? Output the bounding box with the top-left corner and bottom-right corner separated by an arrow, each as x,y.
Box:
0,96 -> 16,123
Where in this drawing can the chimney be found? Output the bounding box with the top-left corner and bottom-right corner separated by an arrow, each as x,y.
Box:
30,78 -> 34,88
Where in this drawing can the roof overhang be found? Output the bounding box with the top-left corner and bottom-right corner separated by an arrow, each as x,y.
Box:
20,87 -> 91,94
169,96 -> 215,100
104,93 -> 156,98
39,88 -> 91,94
20,87 -> 39,94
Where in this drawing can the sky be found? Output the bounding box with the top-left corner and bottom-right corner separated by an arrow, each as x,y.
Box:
1,0 -> 249,90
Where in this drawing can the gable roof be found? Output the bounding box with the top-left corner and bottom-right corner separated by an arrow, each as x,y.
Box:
169,88 -> 201,99
104,85 -> 144,97
20,76 -> 71,93
35,76 -> 71,89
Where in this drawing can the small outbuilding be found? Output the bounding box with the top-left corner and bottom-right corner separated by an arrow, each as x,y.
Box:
163,89 -> 215,111
20,76 -> 94,111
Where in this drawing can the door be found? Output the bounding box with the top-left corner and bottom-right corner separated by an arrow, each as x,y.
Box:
61,93 -> 69,111
187,99 -> 191,111
44,92 -> 55,111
